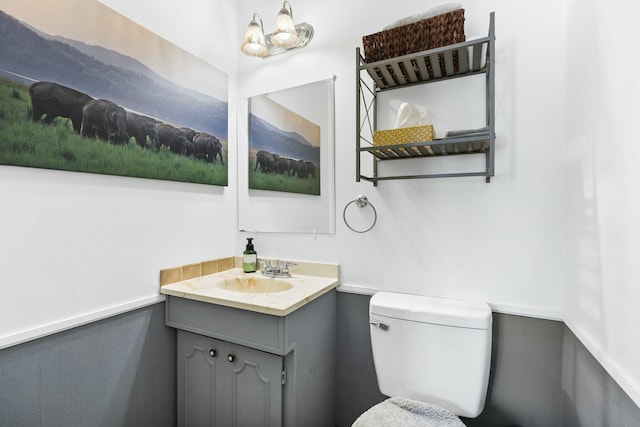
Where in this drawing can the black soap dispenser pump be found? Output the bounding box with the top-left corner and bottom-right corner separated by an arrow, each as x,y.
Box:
243,238 -> 257,273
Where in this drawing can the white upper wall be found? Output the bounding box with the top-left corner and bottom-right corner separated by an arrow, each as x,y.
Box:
564,0 -> 640,407
236,0 -> 567,319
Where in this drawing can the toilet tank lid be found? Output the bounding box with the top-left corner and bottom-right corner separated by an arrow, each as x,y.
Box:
370,292 -> 492,329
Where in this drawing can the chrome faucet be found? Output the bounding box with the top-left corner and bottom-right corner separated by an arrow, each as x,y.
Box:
260,259 -> 297,278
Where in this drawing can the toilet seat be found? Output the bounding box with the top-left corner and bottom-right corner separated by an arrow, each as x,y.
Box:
352,397 -> 466,427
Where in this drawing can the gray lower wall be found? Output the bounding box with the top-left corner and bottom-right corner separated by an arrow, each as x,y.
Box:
2,293 -> 640,427
562,329 -> 640,427
335,291 -> 387,425
335,291 -> 640,427
463,311 -> 564,427
0,302 -> 176,427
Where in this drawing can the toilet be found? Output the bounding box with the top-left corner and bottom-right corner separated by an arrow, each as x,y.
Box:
353,292 -> 492,426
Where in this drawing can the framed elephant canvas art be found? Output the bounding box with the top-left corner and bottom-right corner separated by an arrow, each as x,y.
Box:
0,0 -> 228,186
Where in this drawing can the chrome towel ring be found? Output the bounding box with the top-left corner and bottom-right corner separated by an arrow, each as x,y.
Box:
343,195 -> 377,233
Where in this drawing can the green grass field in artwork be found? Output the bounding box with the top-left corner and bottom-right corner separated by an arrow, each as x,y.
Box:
0,78 -> 228,186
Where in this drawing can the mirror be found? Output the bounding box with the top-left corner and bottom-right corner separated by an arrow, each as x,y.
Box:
238,77 -> 335,233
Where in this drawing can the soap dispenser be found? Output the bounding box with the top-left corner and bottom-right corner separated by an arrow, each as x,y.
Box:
243,238 -> 257,273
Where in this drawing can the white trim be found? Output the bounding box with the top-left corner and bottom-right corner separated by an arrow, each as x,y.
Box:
0,295 -> 165,350
336,283 -> 378,296
488,302 -> 563,321
337,284 -> 564,321
564,315 -> 640,409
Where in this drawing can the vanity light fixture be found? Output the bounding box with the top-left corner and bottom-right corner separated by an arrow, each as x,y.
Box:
271,1 -> 299,48
240,13 -> 269,57
240,1 -> 314,58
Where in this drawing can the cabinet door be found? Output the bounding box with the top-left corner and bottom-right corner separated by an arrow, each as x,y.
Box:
177,330 -> 284,427
227,343 -> 283,427
177,330 -> 225,427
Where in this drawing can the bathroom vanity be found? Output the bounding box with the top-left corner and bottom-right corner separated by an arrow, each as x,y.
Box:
160,259 -> 339,427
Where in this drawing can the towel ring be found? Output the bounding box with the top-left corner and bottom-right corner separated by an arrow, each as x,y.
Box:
343,195 -> 377,233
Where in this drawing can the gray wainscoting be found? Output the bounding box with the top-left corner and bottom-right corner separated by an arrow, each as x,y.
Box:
335,291 -> 387,425
335,291 -> 640,427
562,329 -> 640,427
2,293 -> 640,427
0,302 -> 176,427
462,310 -> 564,427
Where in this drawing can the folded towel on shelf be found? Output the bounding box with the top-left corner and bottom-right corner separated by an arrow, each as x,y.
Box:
352,397 -> 466,427
445,126 -> 489,137
382,3 -> 463,30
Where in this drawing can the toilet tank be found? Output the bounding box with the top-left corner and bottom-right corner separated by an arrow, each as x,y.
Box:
369,292 -> 492,418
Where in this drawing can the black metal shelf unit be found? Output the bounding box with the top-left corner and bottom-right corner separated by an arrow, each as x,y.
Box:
356,12 -> 496,184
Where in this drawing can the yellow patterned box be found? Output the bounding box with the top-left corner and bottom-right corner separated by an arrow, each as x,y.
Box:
373,125 -> 434,146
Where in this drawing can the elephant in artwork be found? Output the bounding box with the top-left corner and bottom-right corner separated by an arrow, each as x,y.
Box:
273,154 -> 292,175
286,158 -> 298,176
29,81 -> 93,133
178,127 -> 197,143
157,123 -> 195,156
272,153 -> 283,172
254,150 -> 275,172
295,159 -> 309,179
126,112 -> 159,149
81,99 -> 127,144
193,133 -> 224,164
305,161 -> 316,179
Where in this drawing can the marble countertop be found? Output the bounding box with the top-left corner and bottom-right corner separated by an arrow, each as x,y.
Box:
160,265 -> 339,316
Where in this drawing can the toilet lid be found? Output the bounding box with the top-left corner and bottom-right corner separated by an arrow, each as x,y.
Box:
370,292 -> 491,329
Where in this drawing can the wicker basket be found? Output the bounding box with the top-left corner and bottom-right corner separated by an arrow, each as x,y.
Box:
362,9 -> 465,63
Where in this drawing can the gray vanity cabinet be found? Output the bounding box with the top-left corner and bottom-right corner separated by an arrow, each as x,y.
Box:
166,289 -> 337,427
177,330 -> 283,427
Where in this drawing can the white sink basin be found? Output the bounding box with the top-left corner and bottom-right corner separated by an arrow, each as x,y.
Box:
215,276 -> 293,293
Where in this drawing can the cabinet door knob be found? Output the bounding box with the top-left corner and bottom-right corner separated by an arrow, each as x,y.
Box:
227,354 -> 236,363
209,349 -> 216,357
